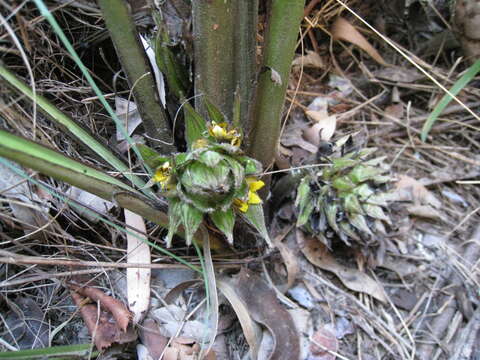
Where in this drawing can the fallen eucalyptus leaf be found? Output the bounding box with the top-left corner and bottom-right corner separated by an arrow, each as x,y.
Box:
296,229 -> 387,303
222,268 -> 300,360
217,277 -> 262,359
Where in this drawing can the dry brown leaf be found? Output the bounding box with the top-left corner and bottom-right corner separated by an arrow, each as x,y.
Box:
217,277 -> 262,359
69,187 -> 114,222
70,284 -> 132,331
164,280 -> 201,304
225,268 -> 300,360
303,115 -> 337,145
296,230 -> 387,303
331,17 -> 388,66
71,291 -> 137,350
115,97 -> 142,141
292,50 -> 325,68
309,324 -> 338,360
272,226 -> 299,290
0,161 -> 49,234
394,175 -> 442,208
373,67 -> 424,83
139,318 -> 168,360
3,297 -> 49,349
406,204 -> 443,220
125,209 -> 151,324
281,120 -> 318,153
162,339 -> 215,360
384,103 -> 404,120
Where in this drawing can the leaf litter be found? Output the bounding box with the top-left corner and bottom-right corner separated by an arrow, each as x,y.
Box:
1,0 -> 480,359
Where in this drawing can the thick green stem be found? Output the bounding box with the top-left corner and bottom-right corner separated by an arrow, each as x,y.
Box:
234,0 -> 259,132
248,0 -> 305,169
0,130 -> 169,227
192,1 -> 258,129
98,0 -> 174,153
192,0 -> 236,119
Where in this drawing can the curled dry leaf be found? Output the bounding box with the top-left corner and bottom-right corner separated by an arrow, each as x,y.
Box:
292,50 -> 325,68
140,35 -> 166,107
69,284 -> 132,332
296,229 -> 387,303
217,277 -> 262,359
3,297 -> 49,349
393,175 -> 441,208
124,209 -> 151,324
70,291 -> 137,350
221,268 -> 300,360
69,187 -> 114,222
309,324 -> 338,360
331,17 -> 388,67
0,160 -> 49,234
115,97 -> 142,141
303,115 -> 337,145
383,103 -> 404,121
137,344 -> 154,360
151,304 -> 206,343
406,204 -> 443,220
139,318 -> 168,360
272,226 -> 299,290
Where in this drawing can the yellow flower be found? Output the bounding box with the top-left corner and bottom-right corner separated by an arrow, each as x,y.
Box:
234,177 -> 265,212
153,161 -> 172,190
208,121 -> 242,147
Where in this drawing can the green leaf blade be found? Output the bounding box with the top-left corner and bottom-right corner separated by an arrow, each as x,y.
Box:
421,59 -> 480,141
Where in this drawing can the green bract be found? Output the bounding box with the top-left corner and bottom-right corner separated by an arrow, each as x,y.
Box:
140,102 -> 270,247
296,146 -> 392,252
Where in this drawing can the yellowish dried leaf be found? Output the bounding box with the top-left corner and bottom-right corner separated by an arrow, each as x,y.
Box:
331,17 -> 388,67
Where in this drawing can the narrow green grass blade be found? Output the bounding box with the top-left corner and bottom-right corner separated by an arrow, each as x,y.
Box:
0,344 -> 93,359
0,64 -> 152,196
421,59 -> 480,141
31,0 -> 154,176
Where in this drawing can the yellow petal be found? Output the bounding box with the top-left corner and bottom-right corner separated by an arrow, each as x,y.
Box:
230,135 -> 242,147
211,125 -> 227,138
153,162 -> 172,187
247,178 -> 265,192
153,172 -> 167,183
234,198 -> 249,212
248,191 -> 262,205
